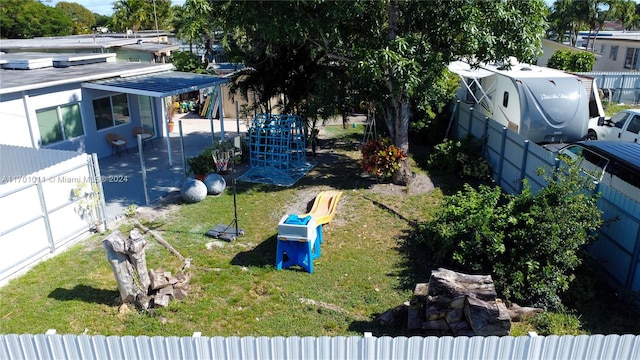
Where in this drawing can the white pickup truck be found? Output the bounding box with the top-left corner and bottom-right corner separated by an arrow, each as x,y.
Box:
587,109 -> 640,143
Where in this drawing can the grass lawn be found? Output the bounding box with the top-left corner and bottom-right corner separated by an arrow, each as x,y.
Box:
1,124 -> 639,337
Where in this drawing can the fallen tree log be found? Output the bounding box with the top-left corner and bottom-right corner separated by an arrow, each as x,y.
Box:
428,268 -> 497,301
507,302 -> 544,322
133,220 -> 184,261
465,296 -> 511,336
406,268 -> 511,336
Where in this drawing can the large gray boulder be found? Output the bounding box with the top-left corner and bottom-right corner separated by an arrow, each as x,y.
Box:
180,178 -> 207,203
204,173 -> 226,195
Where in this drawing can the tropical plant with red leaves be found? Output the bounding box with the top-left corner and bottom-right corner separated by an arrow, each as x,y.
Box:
360,137 -> 407,180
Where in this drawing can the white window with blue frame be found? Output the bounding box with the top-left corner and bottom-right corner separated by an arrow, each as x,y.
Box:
36,103 -> 84,146
93,93 -> 131,130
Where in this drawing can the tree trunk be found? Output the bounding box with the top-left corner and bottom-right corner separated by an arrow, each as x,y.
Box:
386,0 -> 412,186
392,95 -> 412,185
125,229 -> 150,293
102,232 -> 138,303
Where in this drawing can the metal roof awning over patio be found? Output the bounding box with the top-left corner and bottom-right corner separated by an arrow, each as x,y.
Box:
83,71 -> 229,166
82,70 -> 228,97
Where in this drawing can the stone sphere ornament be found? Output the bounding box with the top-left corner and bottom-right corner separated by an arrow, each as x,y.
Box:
204,173 -> 227,195
180,178 -> 207,203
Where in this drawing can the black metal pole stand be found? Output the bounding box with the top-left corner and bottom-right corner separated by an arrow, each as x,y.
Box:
231,154 -> 239,237
206,141 -> 245,241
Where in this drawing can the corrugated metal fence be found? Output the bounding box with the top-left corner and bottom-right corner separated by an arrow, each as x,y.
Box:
455,103 -> 640,297
578,72 -> 640,104
1,333 -> 639,360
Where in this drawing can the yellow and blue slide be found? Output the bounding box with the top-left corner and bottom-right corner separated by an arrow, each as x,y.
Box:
300,190 -> 343,226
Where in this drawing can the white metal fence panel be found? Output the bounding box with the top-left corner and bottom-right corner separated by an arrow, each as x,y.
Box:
2,334 -> 640,360
39,163 -> 90,246
455,104 -> 473,138
0,145 -> 101,285
484,120 -> 506,173
500,131 -> 529,194
578,72 -> 640,104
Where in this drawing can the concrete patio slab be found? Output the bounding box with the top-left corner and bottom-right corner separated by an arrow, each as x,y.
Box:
98,113 -> 249,224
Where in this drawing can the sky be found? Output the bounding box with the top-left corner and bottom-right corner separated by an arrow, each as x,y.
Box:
47,0 -> 186,16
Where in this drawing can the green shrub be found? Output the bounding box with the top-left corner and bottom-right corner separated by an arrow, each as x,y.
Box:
530,312 -> 584,336
186,148 -> 215,176
546,50 -> 572,71
547,50 -> 595,72
360,137 -> 407,180
416,163 -> 603,310
170,51 -> 209,73
427,137 -> 491,180
418,184 -> 506,270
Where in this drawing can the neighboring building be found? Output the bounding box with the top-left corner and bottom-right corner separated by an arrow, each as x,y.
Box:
0,33 -> 178,64
0,52 -> 227,159
537,38 -> 597,68
540,32 -> 640,72
584,32 -> 640,71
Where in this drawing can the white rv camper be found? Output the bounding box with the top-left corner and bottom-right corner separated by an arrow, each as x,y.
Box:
449,60 -> 590,143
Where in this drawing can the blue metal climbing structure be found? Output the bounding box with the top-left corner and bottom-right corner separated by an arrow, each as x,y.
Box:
237,114 -> 314,187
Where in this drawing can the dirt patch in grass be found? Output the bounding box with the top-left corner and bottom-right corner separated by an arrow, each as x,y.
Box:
136,190 -> 183,221
369,173 -> 435,196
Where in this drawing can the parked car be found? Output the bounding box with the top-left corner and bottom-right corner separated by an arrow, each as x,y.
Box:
587,109 -> 640,143
557,141 -> 640,202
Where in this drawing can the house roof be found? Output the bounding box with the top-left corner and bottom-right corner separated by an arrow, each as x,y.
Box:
0,60 -> 174,95
0,52 -> 227,97
0,52 -> 118,70
120,42 -> 179,55
0,33 -> 172,52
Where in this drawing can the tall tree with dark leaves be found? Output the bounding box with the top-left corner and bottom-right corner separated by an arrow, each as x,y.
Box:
213,0 -> 547,185
55,1 -> 96,34
613,0 -> 637,31
1,0 -> 73,38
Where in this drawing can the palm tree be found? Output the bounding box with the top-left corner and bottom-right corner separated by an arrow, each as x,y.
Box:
174,0 -> 213,54
613,0 -> 637,31
549,0 -> 582,45
112,0 -> 148,33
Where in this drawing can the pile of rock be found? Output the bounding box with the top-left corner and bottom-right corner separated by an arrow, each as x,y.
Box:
407,268 -> 510,336
409,268 -> 548,336
378,268 -> 542,336
147,268 -> 190,307
103,229 -> 190,310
